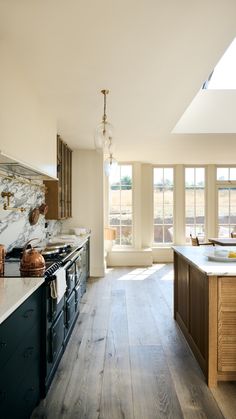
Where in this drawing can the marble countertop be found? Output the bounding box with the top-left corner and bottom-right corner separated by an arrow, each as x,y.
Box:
0,276 -> 44,324
48,233 -> 90,247
172,246 -> 236,276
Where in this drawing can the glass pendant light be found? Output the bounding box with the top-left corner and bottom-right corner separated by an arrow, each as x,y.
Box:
104,153 -> 118,177
104,135 -> 118,176
94,89 -> 114,152
95,89 -> 118,176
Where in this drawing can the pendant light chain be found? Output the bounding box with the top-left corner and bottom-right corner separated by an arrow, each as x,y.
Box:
101,89 -> 109,123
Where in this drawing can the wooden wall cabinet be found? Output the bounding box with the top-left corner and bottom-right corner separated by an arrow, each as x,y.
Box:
44,135 -> 72,220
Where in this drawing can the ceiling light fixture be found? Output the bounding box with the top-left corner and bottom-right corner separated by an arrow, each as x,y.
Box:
94,89 -> 113,151
94,89 -> 118,176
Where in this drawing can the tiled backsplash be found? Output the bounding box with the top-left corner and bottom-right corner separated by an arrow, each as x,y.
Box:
0,176 -> 61,251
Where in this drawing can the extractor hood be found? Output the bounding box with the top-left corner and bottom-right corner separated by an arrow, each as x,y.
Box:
0,151 -> 57,180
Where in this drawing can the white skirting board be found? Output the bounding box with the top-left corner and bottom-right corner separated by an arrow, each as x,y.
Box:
107,248 -> 153,267
106,247 -> 173,267
90,264 -> 105,278
152,247 -> 174,263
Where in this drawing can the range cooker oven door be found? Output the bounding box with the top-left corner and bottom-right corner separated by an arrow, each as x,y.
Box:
46,287 -> 64,323
44,265 -> 67,395
66,261 -> 76,296
49,311 -> 64,363
65,290 -> 76,332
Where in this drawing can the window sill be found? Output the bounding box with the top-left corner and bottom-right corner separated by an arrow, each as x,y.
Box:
152,246 -> 173,249
110,247 -> 152,253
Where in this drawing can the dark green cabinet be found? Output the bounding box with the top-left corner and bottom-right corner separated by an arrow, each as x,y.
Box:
0,286 -> 42,419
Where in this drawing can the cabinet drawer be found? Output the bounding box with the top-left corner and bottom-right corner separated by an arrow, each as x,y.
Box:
0,287 -> 41,369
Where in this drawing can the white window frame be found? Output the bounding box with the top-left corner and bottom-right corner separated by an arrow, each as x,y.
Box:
184,165 -> 207,243
216,166 -> 236,237
108,162 -> 133,248
153,166 -> 175,247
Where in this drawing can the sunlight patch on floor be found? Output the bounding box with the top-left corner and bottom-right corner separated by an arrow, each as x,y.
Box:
160,271 -> 174,281
117,264 -> 167,281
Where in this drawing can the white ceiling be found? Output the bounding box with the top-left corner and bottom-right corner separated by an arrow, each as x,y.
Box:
173,90 -> 236,134
1,0 -> 236,163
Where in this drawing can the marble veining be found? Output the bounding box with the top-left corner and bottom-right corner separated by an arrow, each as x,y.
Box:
0,176 -> 61,251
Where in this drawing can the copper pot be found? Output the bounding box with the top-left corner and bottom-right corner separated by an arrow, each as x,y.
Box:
20,239 -> 46,277
39,203 -> 48,215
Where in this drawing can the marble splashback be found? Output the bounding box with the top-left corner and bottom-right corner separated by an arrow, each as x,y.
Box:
0,176 -> 61,251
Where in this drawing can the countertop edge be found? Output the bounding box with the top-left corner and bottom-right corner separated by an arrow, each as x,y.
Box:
0,278 -> 44,324
172,245 -> 236,276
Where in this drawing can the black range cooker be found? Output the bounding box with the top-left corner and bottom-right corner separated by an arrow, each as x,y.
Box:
4,243 -> 74,276
4,239 -> 90,397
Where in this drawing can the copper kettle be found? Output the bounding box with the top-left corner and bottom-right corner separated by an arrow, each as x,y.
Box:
20,239 -> 46,277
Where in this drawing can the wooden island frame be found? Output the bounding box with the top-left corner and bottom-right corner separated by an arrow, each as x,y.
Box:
173,246 -> 236,387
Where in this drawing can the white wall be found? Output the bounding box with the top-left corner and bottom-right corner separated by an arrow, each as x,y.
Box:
63,150 -> 105,277
0,42 -> 57,178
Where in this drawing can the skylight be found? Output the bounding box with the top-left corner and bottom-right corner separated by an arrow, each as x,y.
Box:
203,38 -> 236,89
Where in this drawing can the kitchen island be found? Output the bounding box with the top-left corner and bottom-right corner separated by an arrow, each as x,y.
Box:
173,246 -> 236,387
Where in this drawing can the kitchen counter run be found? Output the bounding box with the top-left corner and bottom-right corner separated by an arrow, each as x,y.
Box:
0,276 -> 44,324
0,235 -> 90,324
172,245 -> 236,276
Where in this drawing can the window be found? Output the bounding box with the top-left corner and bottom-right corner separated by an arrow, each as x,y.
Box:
218,187 -> 236,237
185,167 -> 205,242
217,167 -> 236,237
109,165 -> 133,245
153,167 -> 174,244
217,167 -> 236,181
202,38 -> 236,89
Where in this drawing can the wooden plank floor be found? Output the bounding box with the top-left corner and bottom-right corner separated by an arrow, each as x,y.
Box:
31,264 -> 236,419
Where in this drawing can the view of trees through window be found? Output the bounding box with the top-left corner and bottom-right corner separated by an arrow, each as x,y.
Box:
153,168 -> 174,244
185,167 -> 205,242
109,165 -> 132,245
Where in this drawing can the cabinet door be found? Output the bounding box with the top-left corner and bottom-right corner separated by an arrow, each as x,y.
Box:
68,148 -> 72,217
0,288 -> 41,419
44,135 -> 72,220
189,265 -> 208,360
0,287 -> 41,369
176,255 -> 189,329
218,277 -> 236,372
0,361 -> 40,419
